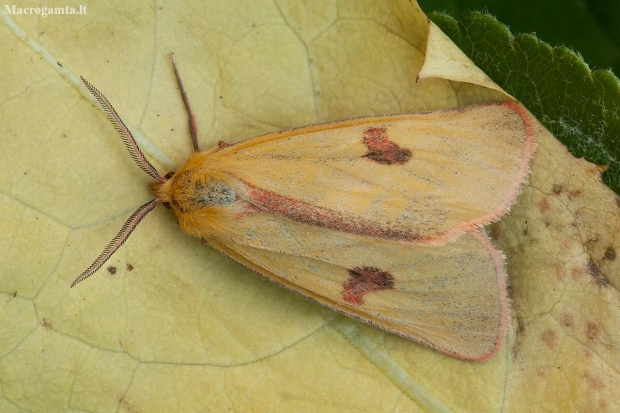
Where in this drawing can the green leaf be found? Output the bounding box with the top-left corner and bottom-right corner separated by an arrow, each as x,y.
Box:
419,0 -> 620,73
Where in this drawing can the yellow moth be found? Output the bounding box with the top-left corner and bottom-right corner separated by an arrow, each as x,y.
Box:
73,55 -> 535,362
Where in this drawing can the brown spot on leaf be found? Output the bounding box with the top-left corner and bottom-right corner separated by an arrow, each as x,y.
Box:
42,319 -> 52,329
586,322 -> 600,342
584,235 -> 601,250
541,329 -> 558,350
571,266 -> 586,280
537,368 -> 547,378
604,247 -> 616,261
126,263 -> 134,271
362,127 -> 412,165
117,395 -> 139,413
536,197 -> 550,213
588,259 -> 611,286
342,266 -> 395,305
568,189 -> 582,199
488,224 -> 500,240
560,312 -> 575,327
552,184 -> 563,195
107,266 -> 117,275
583,371 -> 605,390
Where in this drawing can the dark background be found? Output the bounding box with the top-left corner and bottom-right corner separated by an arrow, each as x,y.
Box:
419,0 -> 620,75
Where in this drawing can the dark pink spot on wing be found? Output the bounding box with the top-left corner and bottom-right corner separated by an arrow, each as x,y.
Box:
342,266 -> 395,305
362,127 -> 412,165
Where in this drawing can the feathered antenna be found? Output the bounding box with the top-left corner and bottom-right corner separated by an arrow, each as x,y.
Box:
72,79 -> 163,287
80,77 -> 163,180
71,199 -> 159,287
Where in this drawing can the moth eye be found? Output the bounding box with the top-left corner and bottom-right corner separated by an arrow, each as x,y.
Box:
162,202 -> 172,209
164,171 -> 176,180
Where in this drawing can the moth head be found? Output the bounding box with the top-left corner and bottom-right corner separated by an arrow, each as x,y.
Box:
150,171 -> 176,208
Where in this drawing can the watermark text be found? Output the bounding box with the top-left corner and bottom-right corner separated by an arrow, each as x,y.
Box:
5,5 -> 87,17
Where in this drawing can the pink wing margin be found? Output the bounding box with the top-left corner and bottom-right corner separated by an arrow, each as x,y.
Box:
445,101 -> 537,243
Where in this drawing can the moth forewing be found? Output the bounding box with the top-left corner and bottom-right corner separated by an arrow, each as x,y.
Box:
197,102 -> 535,245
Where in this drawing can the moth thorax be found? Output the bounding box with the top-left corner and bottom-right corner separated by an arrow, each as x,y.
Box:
167,170 -> 237,213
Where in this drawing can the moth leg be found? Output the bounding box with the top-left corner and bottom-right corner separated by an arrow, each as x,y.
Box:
170,53 -> 200,153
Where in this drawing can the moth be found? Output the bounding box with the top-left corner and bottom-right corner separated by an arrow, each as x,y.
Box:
73,54 -> 535,361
